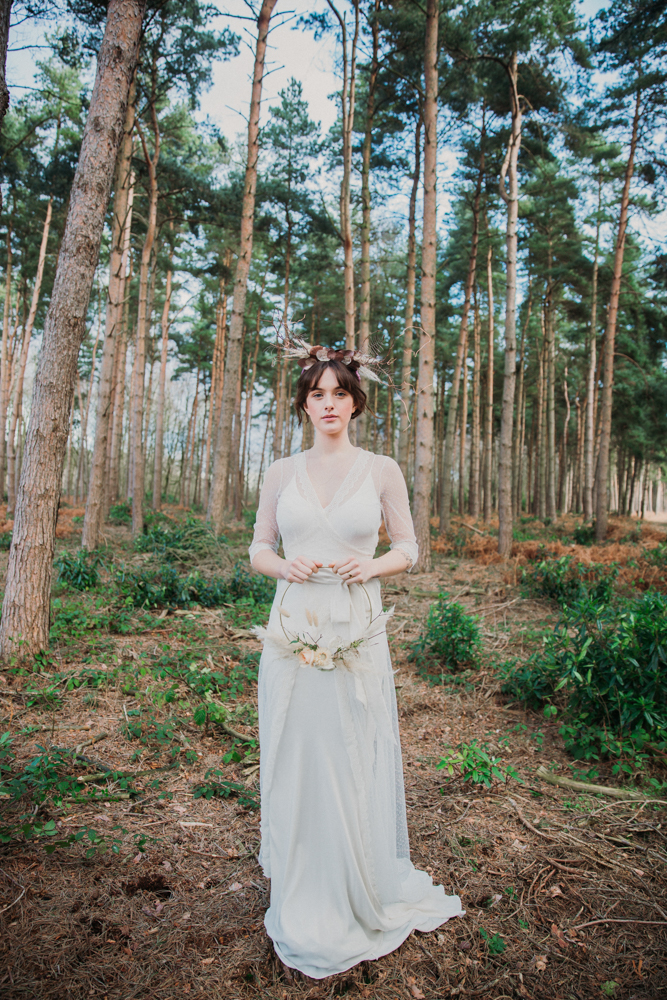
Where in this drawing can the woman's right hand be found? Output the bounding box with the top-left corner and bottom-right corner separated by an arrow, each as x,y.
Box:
281,556 -> 323,583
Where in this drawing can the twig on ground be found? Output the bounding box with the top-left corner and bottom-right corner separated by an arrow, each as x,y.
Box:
508,797 -> 560,843
536,765 -> 665,802
572,918 -> 667,930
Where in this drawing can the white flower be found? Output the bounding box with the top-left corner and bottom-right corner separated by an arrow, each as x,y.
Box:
298,647 -> 316,665
312,647 -> 335,670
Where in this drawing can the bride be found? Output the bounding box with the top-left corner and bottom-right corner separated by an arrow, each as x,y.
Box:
249,343 -> 464,980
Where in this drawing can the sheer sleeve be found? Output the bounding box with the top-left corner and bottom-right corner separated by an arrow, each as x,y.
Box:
378,457 -> 418,571
249,459 -> 285,565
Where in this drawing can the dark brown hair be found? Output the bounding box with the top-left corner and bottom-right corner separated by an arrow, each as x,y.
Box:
294,359 -> 368,426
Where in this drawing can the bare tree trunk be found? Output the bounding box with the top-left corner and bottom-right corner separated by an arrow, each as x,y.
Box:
458,328 -> 468,516
398,118 -> 421,476
497,52 -> 521,558
0,0 -> 12,128
559,367 -> 571,512
596,88 -> 641,539
327,0 -> 359,352
0,0 -> 144,660
82,95 -> 135,548
0,221 -> 13,499
584,179 -> 601,521
108,260 -> 131,510
229,356 -> 243,515
545,282 -> 557,521
469,288 -> 481,517
7,199 -> 52,517
207,0 -> 278,533
76,300 -> 103,502
413,0 -> 438,572
439,157 -> 482,532
203,268 -> 229,509
152,259 -> 172,510
130,103 -> 160,537
482,241 -> 494,522
240,312 -> 261,515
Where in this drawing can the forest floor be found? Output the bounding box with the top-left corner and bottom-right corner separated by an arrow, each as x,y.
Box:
1,509 -> 666,1000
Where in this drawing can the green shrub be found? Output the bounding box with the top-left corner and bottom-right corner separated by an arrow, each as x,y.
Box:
108,501 -> 132,525
437,738 -> 522,787
134,514 -> 225,562
192,768 -> 258,808
409,594 -> 481,677
55,549 -> 102,591
572,522 -> 596,545
0,531 -> 12,550
522,554 -> 618,605
116,561 -> 275,610
501,590 -> 667,761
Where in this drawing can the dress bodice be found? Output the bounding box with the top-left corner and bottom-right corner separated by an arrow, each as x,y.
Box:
249,449 -> 418,569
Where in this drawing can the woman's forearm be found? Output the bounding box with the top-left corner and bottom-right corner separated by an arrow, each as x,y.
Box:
251,549 -> 287,580
368,549 -> 410,580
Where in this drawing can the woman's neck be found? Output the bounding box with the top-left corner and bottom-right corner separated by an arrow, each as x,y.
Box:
309,429 -> 359,458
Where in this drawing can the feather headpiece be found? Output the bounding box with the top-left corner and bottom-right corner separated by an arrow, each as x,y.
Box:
279,336 -> 387,384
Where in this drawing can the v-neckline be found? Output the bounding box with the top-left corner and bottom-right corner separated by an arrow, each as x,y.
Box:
302,448 -> 365,512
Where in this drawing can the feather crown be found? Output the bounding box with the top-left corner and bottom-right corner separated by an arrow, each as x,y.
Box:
279,336 -> 386,384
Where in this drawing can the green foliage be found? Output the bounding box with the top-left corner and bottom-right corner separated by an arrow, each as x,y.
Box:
0,530 -> 12,550
436,739 -> 522,788
501,590 -> 667,762
522,554 -> 619,605
116,560 -> 275,610
108,501 -> 132,525
572,522 -> 596,545
479,928 -> 506,955
192,767 -> 258,808
409,594 -> 481,678
55,549 -> 102,590
134,514 -> 226,563
121,709 -> 194,761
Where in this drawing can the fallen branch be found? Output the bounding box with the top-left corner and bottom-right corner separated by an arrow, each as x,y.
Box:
451,517 -> 486,536
536,766 -> 667,803
508,797 -> 560,843
0,885 -> 26,914
220,721 -> 256,743
76,763 -> 177,783
572,918 -> 667,931
75,731 -> 110,755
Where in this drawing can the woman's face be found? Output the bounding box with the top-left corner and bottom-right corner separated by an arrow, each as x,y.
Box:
303,366 -> 355,436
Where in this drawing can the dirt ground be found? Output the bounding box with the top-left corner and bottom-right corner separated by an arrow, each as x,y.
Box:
1,513 -> 666,1000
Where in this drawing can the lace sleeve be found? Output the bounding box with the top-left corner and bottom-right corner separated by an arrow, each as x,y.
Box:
249,459 -> 284,565
378,457 -> 418,571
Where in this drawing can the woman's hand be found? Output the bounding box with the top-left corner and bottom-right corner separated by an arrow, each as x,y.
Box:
329,557 -> 374,586
282,556 -> 323,583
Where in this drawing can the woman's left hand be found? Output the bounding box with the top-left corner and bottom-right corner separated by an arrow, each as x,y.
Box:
329,557 -> 374,586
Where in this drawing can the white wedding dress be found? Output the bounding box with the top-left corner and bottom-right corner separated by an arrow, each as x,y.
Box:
249,448 -> 464,979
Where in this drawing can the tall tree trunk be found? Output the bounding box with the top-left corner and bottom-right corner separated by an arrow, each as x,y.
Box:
469,287 -> 481,517
439,156 -> 483,532
545,281 -> 557,521
7,199 -> 52,517
152,261 -> 172,510
512,290 -> 530,519
0,0 -> 11,127
398,118 -> 421,476
241,320 -> 261,513
327,0 -> 360,351
0,221 -> 12,500
413,0 -> 438,572
584,177 -> 601,521
108,258 -> 132,510
482,241 -> 494,522
204,268 -> 229,509
76,296 -> 103,501
0,0 -> 144,660
497,52 -> 521,558
559,367 -> 571,512
595,87 -> 641,540
458,328 -> 468,515
207,0 -> 278,533
130,103 -> 160,537
82,92 -> 135,549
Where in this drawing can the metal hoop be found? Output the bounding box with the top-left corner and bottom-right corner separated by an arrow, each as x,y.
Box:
279,578 -> 373,642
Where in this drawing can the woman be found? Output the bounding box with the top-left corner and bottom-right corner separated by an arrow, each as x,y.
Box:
249,343 -> 463,980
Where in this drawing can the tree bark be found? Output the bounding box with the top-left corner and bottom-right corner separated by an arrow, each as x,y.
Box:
482,240 -> 494,522
469,287 -> 481,517
584,177 -> 601,521
398,118 -> 421,476
558,367 -> 571,512
439,157 -> 483,532
0,220 -> 13,500
595,84 -> 641,542
207,0 -> 278,534
82,91 -> 135,549
497,52 -> 521,558
152,260 -> 172,510
0,0 -> 145,661
0,0 -> 11,126
108,256 -> 132,510
458,327 -> 468,515
130,103 -> 160,537
544,280 -> 556,521
327,0 -> 359,352
7,199 -> 52,516
413,0 -> 438,572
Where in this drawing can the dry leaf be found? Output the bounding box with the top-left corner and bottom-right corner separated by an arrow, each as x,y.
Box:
547,883 -> 563,897
229,882 -> 243,891
410,987 -> 426,999
201,957 -> 215,966
535,955 -> 548,972
551,923 -> 568,949
633,868 -> 645,878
